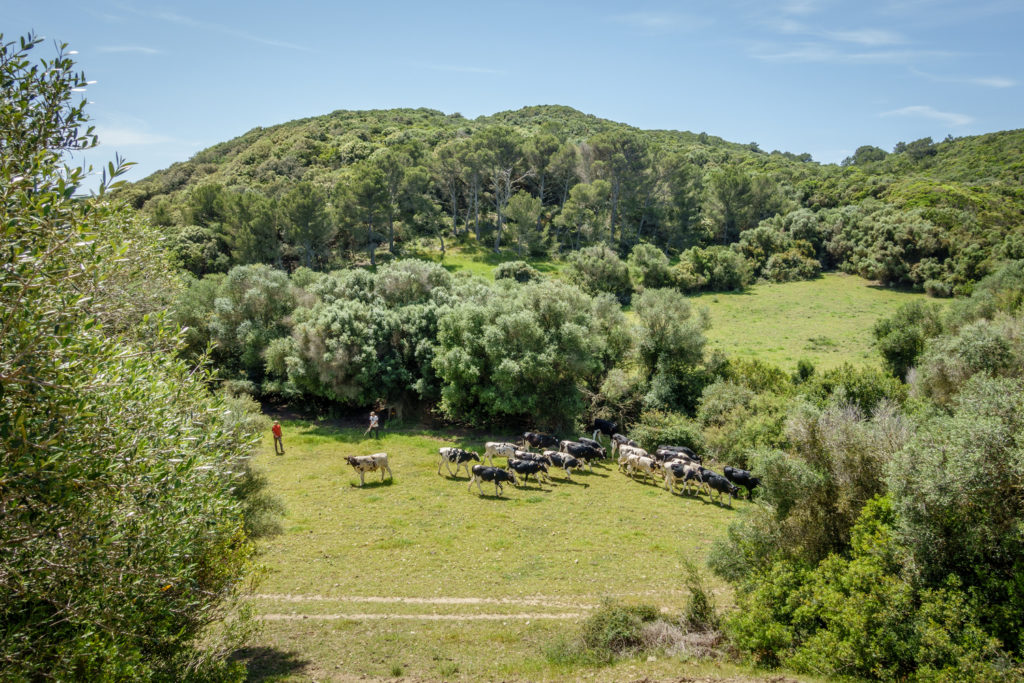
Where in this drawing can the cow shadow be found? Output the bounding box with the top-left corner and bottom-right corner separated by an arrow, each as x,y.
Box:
229,646 -> 310,682
470,492 -> 516,501
349,478 -> 395,489
555,477 -> 589,488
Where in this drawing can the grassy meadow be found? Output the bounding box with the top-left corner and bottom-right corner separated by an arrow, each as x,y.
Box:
240,423 -> 811,682
692,273 -> 932,371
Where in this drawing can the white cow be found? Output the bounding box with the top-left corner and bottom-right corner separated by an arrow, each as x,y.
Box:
483,441 -> 517,465
345,453 -> 392,486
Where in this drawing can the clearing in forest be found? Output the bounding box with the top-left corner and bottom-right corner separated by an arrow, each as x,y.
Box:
693,272 -> 931,371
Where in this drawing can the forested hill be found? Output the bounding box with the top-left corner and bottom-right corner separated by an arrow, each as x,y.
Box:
119,105 -> 1024,295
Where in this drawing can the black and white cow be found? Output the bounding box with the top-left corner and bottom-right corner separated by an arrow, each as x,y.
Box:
724,466 -> 760,500
468,465 -> 518,496
589,418 -> 618,442
345,453 -> 393,486
438,447 -> 480,477
663,460 -> 706,496
522,432 -> 559,450
704,472 -> 739,505
507,457 -> 552,485
543,450 -> 581,479
655,445 -> 701,463
559,440 -> 601,470
577,437 -> 607,457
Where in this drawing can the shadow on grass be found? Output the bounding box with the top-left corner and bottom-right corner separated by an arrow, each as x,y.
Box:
555,476 -> 590,487
469,490 -> 516,500
349,478 -> 396,489
229,646 -> 309,682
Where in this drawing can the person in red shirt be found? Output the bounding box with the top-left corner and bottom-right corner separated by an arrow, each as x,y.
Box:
272,421 -> 284,455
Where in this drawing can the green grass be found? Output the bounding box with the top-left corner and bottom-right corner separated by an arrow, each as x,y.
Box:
691,273 -> 934,372
405,240 -> 567,279
241,423 -> 787,681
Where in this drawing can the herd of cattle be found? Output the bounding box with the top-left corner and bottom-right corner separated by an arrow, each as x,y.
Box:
343,419 -> 760,505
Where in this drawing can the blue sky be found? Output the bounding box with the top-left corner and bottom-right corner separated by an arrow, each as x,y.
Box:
8,1 -> 1023,185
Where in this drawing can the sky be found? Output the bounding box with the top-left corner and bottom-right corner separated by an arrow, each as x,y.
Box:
8,0 -> 1024,187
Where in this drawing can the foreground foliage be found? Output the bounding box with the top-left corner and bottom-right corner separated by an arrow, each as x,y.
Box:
0,33 -> 264,679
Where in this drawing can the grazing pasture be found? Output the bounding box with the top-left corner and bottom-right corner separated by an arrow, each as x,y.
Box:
242,422 -> 779,681
692,272 -> 933,371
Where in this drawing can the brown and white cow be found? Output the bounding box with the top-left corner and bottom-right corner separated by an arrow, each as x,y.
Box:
345,453 -> 392,486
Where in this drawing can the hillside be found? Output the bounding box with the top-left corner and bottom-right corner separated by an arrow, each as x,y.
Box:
119,105 -> 1024,298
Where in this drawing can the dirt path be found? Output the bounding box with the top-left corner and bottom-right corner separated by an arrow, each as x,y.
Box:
253,593 -> 597,609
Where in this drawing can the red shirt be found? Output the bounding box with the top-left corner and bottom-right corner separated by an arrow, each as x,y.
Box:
272,424 -> 282,438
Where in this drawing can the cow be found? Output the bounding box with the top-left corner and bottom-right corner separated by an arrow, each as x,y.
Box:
704,472 -> 739,506
512,450 -> 553,466
611,433 -> 639,456
625,453 -> 661,484
655,445 -> 701,463
663,460 -> 707,496
559,440 -> 601,470
522,432 -> 559,450
468,465 -> 518,496
507,457 -> 552,485
345,453 -> 392,486
483,441 -> 517,465
617,444 -> 649,472
438,447 -> 480,477
589,418 -> 618,443
577,437 -> 607,457
543,450 -> 581,479
724,466 -> 760,500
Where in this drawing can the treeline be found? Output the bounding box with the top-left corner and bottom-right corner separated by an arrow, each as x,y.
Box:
119,106 -> 1024,295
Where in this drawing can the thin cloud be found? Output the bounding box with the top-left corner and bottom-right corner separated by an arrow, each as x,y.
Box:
97,45 -> 160,55
880,105 -> 973,126
781,0 -> 826,15
752,41 -> 952,64
96,127 -> 177,146
610,12 -> 711,32
825,29 -> 905,46
154,11 -> 314,52
419,64 -> 505,75
111,4 -> 316,53
911,67 -> 1016,88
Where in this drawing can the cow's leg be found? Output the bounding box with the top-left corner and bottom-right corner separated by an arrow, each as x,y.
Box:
358,470 -> 366,486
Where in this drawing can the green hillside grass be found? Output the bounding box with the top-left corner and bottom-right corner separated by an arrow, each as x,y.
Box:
693,273 -> 932,371
243,423 -> 787,681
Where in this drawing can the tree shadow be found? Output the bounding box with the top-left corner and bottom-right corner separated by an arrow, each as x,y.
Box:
229,646 -> 310,682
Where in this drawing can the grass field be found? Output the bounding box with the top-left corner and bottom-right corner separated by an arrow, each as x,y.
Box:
239,423 -> 813,682
407,245 -> 930,373
692,273 -> 932,372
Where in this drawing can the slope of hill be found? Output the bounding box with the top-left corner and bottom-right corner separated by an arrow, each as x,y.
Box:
118,105 -> 1024,296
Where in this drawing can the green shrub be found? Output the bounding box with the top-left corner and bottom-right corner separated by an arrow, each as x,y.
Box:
566,244 -> 633,303
493,259 -> 542,283
580,600 -> 661,656
629,411 -> 705,454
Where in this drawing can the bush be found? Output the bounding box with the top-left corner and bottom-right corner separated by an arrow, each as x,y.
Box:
629,411 -> 705,454
493,259 -> 542,283
580,600 -> 661,656
626,243 -> 673,290
566,244 -> 633,303
674,245 -> 752,292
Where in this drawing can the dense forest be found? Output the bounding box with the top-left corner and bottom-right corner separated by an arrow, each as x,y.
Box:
5,30 -> 1024,681
121,105 -> 1024,298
